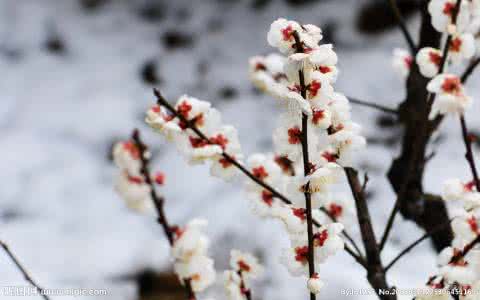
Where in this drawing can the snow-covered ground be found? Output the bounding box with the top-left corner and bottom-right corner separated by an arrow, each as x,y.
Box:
1,0 -> 479,299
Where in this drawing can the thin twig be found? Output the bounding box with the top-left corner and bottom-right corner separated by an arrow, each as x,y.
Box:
348,97 -> 399,115
386,0 -> 417,53
0,240 -> 50,300
385,217 -> 454,271
131,130 -> 197,300
238,271 -> 252,300
152,89 -> 367,268
293,30 -> 316,300
459,116 -> 480,191
460,57 -> 480,83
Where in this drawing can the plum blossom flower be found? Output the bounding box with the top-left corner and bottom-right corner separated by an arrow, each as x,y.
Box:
249,54 -> 288,97
280,223 -> 344,276
417,47 -> 443,78
307,273 -> 324,294
174,255 -> 216,292
428,0 -> 471,33
274,204 -> 323,234
230,250 -> 264,280
114,171 -> 153,213
145,105 -> 181,140
267,18 -> 320,54
113,141 -> 142,177
327,122 -> 367,167
273,113 -> 319,161
437,247 -> 478,285
392,48 -> 412,79
426,74 -> 473,119
171,219 -> 210,261
448,33 -> 476,64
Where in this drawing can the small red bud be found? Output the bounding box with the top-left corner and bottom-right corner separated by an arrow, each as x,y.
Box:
155,172 -> 166,185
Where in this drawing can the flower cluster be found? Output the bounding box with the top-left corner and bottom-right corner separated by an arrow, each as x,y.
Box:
172,219 -> 217,293
246,17 -> 366,292
113,138 -> 216,294
416,179 -> 480,299
113,140 -> 162,212
146,95 -> 243,180
392,0 -> 478,119
223,250 -> 264,300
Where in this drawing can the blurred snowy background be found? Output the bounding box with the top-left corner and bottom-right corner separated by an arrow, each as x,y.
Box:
1,0 -> 479,299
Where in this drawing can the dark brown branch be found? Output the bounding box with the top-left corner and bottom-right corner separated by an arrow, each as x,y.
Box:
384,0 -> 463,252
152,89 -> 367,268
293,30 -> 316,300
461,57 -> 480,83
345,168 -> 396,300
238,271 -> 252,300
385,217 -> 454,271
348,97 -> 399,115
386,0 -> 417,53
0,240 -> 50,300
131,130 -> 196,300
459,116 -> 480,191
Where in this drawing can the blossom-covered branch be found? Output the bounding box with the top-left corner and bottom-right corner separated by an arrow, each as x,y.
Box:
113,130 -> 216,299
0,240 -> 50,300
151,88 -> 366,266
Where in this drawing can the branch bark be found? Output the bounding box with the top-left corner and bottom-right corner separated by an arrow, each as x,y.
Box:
345,168 -> 396,300
386,0 -> 453,251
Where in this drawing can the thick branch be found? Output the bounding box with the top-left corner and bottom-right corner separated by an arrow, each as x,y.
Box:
0,240 -> 50,300
386,0 -> 417,53
345,168 -> 396,300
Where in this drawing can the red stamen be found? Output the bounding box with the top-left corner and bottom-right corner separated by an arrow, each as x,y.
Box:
450,37 -> 462,52
209,134 -> 228,150
154,172 -> 165,185
177,101 -> 192,118
441,77 -> 461,95
313,230 -> 329,247
312,109 -> 325,125
261,190 -> 274,206
308,80 -> 321,98
329,203 -> 343,219
288,127 -> 302,144
294,246 -> 309,263
252,166 -> 269,180
281,25 -> 294,41
238,260 -> 251,272
123,141 -> 140,159
189,136 -> 208,148
429,51 -> 442,66
318,66 -> 331,74
292,208 -> 307,220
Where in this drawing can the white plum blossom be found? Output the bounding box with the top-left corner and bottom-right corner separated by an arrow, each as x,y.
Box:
448,33 -> 476,64
171,219 -> 210,261
230,250 -> 264,279
428,0 -> 472,33
174,255 -> 216,293
426,74 -> 473,119
273,113 -> 319,161
114,171 -> 153,213
307,273 -> 324,294
267,18 -> 321,54
417,47 -> 443,78
113,140 -> 142,177
392,48 -> 412,79
280,223 -> 344,276
171,219 -> 217,292
145,105 -> 181,140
